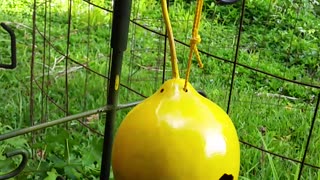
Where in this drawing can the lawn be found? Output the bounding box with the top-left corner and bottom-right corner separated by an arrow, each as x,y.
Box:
0,0 -> 320,179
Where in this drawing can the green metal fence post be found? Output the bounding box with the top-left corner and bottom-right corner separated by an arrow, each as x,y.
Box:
100,0 -> 133,179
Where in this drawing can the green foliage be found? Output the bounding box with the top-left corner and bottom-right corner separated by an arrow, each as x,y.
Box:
0,0 -> 320,179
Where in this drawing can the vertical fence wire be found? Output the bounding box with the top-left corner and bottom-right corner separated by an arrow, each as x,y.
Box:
81,0 -> 91,121
65,0 -> 72,122
298,92 -> 320,178
30,0 -> 37,158
161,0 -> 169,84
46,0 -> 52,124
41,0 -> 47,125
226,0 -> 246,114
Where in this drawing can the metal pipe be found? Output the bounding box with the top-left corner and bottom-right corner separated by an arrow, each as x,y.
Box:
100,0 -> 133,179
0,101 -> 141,142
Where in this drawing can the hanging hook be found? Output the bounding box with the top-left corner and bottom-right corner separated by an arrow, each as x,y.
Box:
0,22 -> 17,69
0,149 -> 29,180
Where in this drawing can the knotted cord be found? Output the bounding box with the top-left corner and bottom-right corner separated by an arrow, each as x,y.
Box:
184,0 -> 204,91
160,0 -> 204,87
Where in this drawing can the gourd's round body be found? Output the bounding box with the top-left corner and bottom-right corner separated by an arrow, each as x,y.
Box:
112,78 -> 240,180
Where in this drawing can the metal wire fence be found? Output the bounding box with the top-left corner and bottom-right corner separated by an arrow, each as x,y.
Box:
0,0 -> 319,179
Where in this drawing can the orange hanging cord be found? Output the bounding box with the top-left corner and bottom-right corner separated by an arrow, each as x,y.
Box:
184,0 -> 204,91
161,0 -> 180,79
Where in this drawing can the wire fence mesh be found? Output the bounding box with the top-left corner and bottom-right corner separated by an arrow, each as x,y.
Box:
0,0 -> 319,179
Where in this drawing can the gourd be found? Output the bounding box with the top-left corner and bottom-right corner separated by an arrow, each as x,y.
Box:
111,0 -> 240,179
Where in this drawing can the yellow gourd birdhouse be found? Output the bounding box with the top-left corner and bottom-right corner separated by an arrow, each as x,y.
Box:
112,79 -> 240,180
111,0 -> 240,179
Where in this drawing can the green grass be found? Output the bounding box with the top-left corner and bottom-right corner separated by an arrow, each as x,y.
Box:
1,0 -> 320,179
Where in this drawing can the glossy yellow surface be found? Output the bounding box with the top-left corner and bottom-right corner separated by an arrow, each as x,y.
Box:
112,79 -> 240,180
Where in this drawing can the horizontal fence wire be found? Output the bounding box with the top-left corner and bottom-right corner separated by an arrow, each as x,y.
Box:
83,0 -> 320,89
